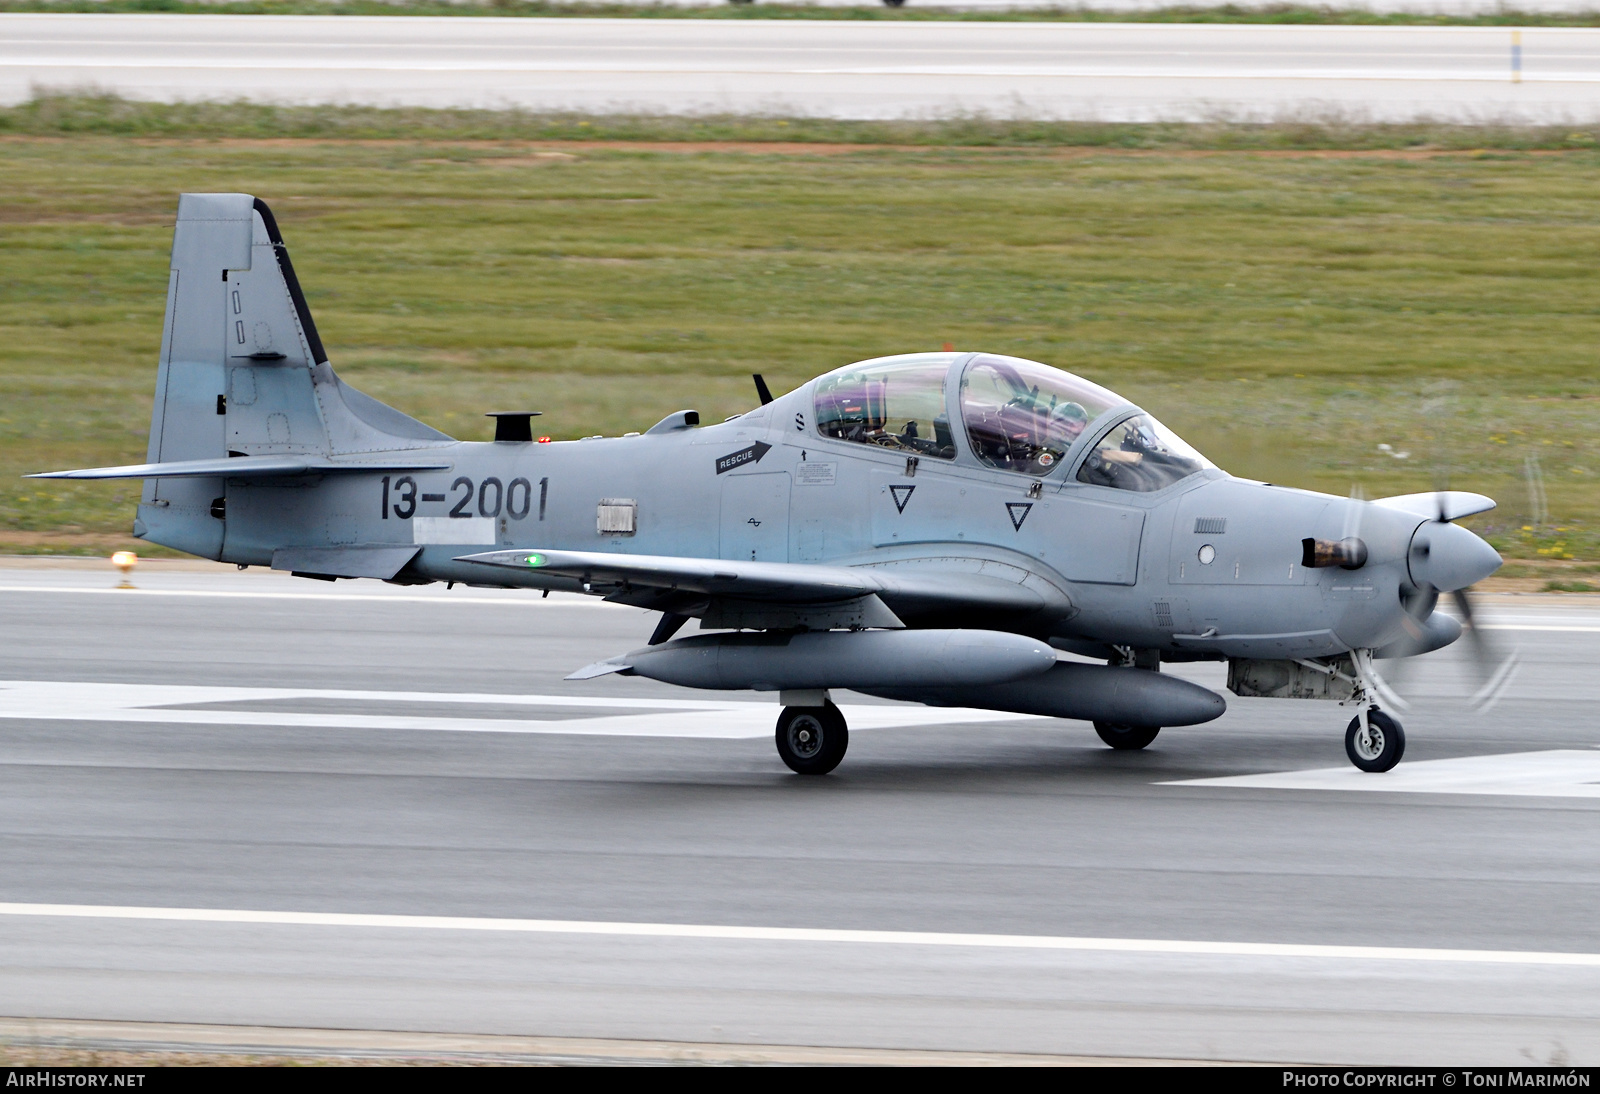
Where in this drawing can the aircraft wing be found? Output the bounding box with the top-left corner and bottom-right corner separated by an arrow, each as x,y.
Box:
29,455 -> 452,480
455,548 -> 1051,618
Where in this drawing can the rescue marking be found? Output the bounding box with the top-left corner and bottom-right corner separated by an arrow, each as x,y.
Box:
796,461 -> 836,486
715,442 -> 772,475
2,902 -> 1598,967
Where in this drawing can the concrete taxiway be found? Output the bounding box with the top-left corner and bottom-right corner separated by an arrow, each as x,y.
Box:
0,561 -> 1598,1064
5,14 -> 1600,123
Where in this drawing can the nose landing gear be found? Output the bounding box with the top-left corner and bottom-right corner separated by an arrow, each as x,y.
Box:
1345,708 -> 1405,772
1340,648 -> 1408,772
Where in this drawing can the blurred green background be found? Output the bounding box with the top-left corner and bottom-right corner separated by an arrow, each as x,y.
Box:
2,133 -> 1596,566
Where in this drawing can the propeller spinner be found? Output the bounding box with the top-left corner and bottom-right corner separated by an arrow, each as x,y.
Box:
1395,490 -> 1519,711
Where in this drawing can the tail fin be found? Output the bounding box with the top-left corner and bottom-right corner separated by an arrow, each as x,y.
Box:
137,193 -> 451,558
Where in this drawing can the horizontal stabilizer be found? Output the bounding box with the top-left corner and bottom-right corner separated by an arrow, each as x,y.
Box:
30,455 -> 451,480
1373,492 -> 1495,522
271,546 -> 421,581
456,547 -> 1049,616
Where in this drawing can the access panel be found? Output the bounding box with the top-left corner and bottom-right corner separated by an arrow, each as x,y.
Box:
721,472 -> 791,563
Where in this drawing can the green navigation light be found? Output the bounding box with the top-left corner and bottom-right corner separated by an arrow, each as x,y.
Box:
525,553 -> 547,567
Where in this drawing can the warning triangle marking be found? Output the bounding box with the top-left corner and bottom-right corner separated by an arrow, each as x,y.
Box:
1006,501 -> 1033,531
889,484 -> 916,514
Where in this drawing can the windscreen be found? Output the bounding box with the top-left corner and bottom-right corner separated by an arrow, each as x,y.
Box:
1076,413 -> 1214,492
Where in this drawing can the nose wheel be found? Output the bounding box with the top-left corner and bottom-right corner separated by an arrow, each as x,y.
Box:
776,703 -> 849,775
1345,708 -> 1405,772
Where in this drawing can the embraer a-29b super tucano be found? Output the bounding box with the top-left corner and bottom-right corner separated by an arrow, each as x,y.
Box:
36,195 -> 1512,775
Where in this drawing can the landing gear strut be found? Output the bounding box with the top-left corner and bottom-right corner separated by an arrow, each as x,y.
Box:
1341,649 -> 1407,772
775,702 -> 849,775
1345,708 -> 1405,772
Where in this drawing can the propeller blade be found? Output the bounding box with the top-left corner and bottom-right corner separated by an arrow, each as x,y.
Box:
1342,483 -> 1366,545
1432,464 -> 1452,525
1450,587 -> 1520,712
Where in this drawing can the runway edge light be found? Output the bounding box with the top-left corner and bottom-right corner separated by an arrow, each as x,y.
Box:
111,551 -> 137,588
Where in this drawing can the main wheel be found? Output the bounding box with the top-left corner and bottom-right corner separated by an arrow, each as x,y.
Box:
1345,709 -> 1405,772
1094,721 -> 1160,750
775,704 -> 849,775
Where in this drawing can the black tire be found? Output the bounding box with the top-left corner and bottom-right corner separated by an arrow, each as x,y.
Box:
883,0 -> 907,6
1094,722 -> 1160,750
776,704 -> 849,775
1345,709 -> 1405,772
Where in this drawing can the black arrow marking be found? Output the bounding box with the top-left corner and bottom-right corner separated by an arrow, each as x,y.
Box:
1006,501 -> 1034,531
889,484 -> 915,513
715,441 -> 772,475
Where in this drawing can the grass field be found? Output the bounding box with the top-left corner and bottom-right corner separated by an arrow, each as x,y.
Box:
3,111 -> 1597,562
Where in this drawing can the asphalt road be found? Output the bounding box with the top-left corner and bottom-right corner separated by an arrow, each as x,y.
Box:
0,562 -> 1597,1064
5,14 -> 1600,123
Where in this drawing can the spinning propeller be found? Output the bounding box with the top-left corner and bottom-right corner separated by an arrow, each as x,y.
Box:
1403,489 -> 1519,710
1350,484 -> 1519,712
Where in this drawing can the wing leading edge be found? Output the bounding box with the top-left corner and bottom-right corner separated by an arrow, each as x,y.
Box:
455,547 -> 1055,624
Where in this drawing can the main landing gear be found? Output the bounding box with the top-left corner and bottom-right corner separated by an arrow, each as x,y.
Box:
775,700 -> 849,775
1094,722 -> 1161,750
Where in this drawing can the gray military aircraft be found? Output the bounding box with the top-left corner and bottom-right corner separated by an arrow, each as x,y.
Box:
35,194 -> 1511,775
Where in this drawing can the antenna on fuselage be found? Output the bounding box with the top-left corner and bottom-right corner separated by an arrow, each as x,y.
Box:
752,374 -> 773,406
485,411 -> 541,443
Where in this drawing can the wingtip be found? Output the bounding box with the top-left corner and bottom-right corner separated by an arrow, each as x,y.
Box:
564,660 -> 633,681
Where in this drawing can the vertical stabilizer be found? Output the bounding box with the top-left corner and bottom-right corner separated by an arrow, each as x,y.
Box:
138,193 -> 256,558
135,193 -> 452,560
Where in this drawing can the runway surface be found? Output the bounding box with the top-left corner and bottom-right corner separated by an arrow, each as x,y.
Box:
6,14 -> 1600,122
0,561 -> 1598,1064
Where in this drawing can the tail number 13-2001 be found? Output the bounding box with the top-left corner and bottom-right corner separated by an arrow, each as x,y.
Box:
380,476 -> 547,521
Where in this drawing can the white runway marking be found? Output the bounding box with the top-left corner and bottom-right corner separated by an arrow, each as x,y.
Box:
0,681 -> 1040,739
1168,750 -> 1600,799
9,15 -> 1600,123
2,901 -> 1598,968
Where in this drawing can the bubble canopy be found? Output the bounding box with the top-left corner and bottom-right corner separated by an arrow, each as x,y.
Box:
811,352 -> 1212,491
959,354 -> 1124,477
